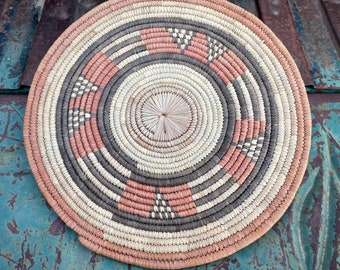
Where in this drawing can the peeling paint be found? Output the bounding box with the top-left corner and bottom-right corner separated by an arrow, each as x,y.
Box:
54,247 -> 62,267
7,193 -> 17,210
7,219 -> 19,234
48,218 -> 65,236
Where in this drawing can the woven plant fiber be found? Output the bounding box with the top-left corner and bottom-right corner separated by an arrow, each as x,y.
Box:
24,0 -> 311,269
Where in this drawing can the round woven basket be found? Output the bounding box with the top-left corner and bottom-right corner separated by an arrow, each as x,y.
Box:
24,0 -> 311,269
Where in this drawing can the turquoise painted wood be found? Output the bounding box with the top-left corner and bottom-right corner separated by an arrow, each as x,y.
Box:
0,94 -> 339,269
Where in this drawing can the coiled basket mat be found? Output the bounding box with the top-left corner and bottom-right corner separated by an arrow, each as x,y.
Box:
24,0 -> 311,269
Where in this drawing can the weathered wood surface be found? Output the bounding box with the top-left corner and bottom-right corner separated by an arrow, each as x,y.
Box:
21,0 -> 106,86
0,0 -> 44,89
258,0 -> 314,86
2,0 -> 339,90
229,0 -> 259,16
288,0 -> 340,89
322,0 -> 340,44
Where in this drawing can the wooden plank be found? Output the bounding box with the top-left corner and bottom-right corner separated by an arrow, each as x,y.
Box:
21,0 -> 106,87
229,0 -> 259,16
21,0 -> 77,86
258,0 -> 314,86
0,0 -> 44,90
322,0 -> 340,44
288,0 -> 340,89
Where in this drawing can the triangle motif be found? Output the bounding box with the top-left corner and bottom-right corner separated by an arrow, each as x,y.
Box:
235,135 -> 265,162
166,28 -> 195,52
207,36 -> 228,62
151,193 -> 177,219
